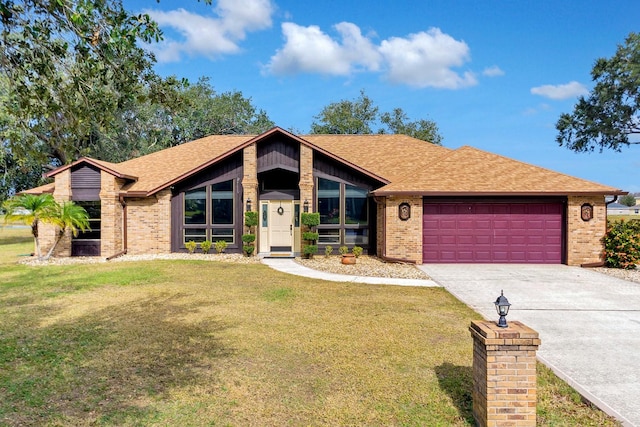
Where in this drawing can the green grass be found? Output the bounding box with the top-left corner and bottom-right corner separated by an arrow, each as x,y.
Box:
0,227 -> 621,426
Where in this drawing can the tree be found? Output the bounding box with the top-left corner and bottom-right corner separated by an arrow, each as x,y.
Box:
620,194 -> 637,207
311,90 -> 379,134
310,90 -> 443,144
3,193 -> 57,259
556,33 -> 640,152
43,200 -> 90,260
0,0 -> 172,166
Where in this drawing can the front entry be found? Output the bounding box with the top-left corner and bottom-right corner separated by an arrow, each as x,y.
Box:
259,200 -> 298,257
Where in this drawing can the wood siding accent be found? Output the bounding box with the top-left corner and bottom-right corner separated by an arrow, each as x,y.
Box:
313,152 -> 381,190
71,165 -> 101,201
257,136 -> 300,173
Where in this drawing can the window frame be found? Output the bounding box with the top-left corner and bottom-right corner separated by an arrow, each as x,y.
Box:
182,179 -> 236,245
316,177 -> 369,248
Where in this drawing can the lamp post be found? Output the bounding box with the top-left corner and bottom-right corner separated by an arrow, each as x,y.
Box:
494,290 -> 511,328
303,199 -> 309,213
245,198 -> 252,212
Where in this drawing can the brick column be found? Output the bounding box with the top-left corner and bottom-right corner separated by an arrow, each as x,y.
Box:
298,144 -> 314,208
469,320 -> 541,427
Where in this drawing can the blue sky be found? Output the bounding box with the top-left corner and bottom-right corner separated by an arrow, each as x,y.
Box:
125,0 -> 639,193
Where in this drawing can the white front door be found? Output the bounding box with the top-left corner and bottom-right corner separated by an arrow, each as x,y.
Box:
269,201 -> 294,252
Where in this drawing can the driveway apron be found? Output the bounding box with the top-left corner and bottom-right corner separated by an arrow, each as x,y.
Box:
419,264 -> 640,427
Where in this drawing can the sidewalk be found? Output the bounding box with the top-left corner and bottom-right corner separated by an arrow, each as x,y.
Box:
261,258 -> 439,287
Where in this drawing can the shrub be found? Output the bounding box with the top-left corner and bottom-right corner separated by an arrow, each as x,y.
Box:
301,212 -> 320,227
242,234 -> 256,244
325,245 -> 333,257
303,244 -> 318,258
338,245 -> 349,255
603,219 -> 640,269
243,245 -> 255,256
214,240 -> 227,254
352,246 -> 363,258
302,231 -> 319,242
244,211 -> 259,228
200,240 -> 212,254
185,240 -> 197,254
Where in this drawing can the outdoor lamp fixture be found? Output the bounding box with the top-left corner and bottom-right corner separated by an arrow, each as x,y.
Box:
303,199 -> 309,213
245,198 -> 252,212
494,290 -> 511,328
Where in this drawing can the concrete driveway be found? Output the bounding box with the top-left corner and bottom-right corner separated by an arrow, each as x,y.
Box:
419,264 -> 640,427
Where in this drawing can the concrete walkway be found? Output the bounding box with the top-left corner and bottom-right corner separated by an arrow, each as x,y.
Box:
419,264 -> 640,427
261,258 -> 439,287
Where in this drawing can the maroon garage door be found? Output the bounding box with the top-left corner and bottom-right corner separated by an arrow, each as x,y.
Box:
423,201 -> 564,263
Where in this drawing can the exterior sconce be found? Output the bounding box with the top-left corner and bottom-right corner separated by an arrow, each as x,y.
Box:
303,199 -> 309,213
245,198 -> 252,212
494,290 -> 511,328
581,203 -> 593,221
399,202 -> 411,221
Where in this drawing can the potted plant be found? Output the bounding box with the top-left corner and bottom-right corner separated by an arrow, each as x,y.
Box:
301,212 -> 320,258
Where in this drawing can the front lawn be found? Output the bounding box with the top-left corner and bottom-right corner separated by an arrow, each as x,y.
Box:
0,226 -> 620,426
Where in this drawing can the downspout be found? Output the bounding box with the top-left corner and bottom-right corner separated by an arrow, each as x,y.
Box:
605,195 -> 618,206
106,195 -> 128,261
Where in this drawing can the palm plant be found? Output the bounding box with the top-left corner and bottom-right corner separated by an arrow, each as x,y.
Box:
3,193 -> 57,259
43,201 -> 90,260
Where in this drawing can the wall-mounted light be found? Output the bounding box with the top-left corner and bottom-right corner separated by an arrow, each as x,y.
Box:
245,198 -> 252,212
303,199 -> 309,213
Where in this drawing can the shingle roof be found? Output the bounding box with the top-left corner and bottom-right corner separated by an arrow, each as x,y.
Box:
372,146 -> 622,195
42,127 -> 624,196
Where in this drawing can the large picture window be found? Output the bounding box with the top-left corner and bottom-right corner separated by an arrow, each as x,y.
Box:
183,180 -> 235,245
316,177 -> 369,248
74,201 -> 101,240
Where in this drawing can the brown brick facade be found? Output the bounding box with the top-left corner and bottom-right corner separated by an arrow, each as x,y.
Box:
470,320 -> 541,427
566,195 -> 606,266
380,196 -> 423,263
39,169 -> 72,257
299,144 -> 314,208
125,189 -> 172,255
100,172 -> 126,257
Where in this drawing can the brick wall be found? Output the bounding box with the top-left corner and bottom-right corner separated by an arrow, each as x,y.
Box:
100,172 -> 125,257
566,195 -> 606,266
126,189 -> 172,254
299,144 -> 314,208
375,199 -> 385,257
242,143 -> 258,213
470,320 -> 540,427
382,196 -> 423,263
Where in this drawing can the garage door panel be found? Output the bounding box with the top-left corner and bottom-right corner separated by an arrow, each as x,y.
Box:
423,201 -> 563,263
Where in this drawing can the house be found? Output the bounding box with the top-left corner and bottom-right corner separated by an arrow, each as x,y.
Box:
607,202 -> 640,216
27,127 -> 625,265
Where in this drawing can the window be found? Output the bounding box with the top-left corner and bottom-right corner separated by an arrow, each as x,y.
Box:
316,178 -> 369,248
74,201 -> 101,240
185,188 -> 206,224
183,180 -> 235,245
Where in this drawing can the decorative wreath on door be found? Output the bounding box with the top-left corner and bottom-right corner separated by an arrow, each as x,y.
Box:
277,206 -> 284,215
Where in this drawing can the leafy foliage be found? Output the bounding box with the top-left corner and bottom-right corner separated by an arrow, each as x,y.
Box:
602,219 -> 640,269
352,246 -> 363,258
214,240 -> 227,254
3,193 -> 88,259
200,240 -> 212,254
300,212 -> 320,227
310,89 -> 443,144
619,194 -> 637,207
184,240 -> 197,254
244,211 -> 259,228
556,33 -> 640,152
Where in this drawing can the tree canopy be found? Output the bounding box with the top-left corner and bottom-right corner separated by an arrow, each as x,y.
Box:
556,33 -> 640,152
619,194 -> 637,207
310,90 -> 443,145
0,1 -> 273,201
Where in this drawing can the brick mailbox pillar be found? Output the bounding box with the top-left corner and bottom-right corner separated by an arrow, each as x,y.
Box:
469,320 -> 541,427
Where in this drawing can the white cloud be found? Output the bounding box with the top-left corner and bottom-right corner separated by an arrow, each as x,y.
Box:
378,28 -> 476,88
266,22 -> 381,76
530,81 -> 588,100
266,24 -> 476,89
145,0 -> 273,62
482,65 -> 504,77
